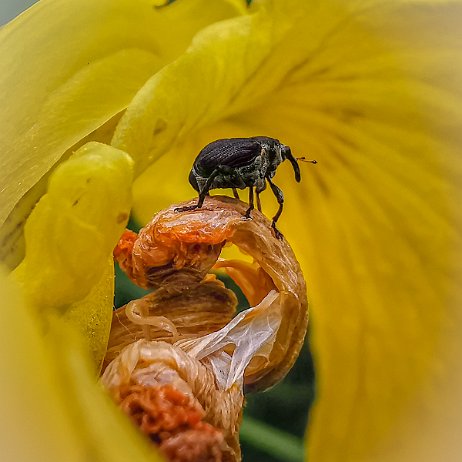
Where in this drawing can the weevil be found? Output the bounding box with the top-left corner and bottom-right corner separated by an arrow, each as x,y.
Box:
176,136 -> 316,238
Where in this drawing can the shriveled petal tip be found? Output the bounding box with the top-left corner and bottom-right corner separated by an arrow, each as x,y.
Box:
13,142 -> 133,310
0,268 -> 162,462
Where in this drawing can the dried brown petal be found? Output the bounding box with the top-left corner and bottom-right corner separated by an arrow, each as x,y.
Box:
111,196 -> 308,390
102,340 -> 243,460
105,196 -> 308,460
159,425 -> 226,462
104,276 -> 238,368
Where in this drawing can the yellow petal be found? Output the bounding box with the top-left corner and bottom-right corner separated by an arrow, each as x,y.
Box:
0,0 -> 245,265
128,0 -> 462,460
0,267 -> 162,462
63,257 -> 115,369
0,268 -> 82,462
111,2 -> 267,170
13,142 -> 132,310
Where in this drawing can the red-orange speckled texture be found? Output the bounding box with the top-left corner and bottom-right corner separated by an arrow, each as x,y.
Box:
116,384 -> 228,462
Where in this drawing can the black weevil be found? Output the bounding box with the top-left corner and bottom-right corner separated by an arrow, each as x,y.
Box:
176,136 -> 316,238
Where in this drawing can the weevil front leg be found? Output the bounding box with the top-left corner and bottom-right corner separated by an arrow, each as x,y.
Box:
245,186 -> 255,219
267,177 -> 284,239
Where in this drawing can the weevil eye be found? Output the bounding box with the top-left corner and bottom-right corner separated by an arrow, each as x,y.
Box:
281,145 -> 291,159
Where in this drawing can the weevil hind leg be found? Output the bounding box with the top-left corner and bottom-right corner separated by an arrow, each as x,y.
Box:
267,178 -> 284,239
175,189 -> 208,212
245,186 -> 255,219
175,168 -> 221,212
232,188 -> 240,200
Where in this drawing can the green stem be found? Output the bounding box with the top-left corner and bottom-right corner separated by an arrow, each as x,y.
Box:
240,416 -> 304,462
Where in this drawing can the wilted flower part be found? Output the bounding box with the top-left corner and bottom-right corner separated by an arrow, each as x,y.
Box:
104,196 -> 308,459
110,197 -> 308,388
117,383 -> 227,462
103,340 -> 243,461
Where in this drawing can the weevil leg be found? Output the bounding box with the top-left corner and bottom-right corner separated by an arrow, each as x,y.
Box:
175,168 -> 221,212
256,181 -> 266,212
196,189 -> 208,208
256,193 -> 262,212
232,188 -> 240,200
245,186 -> 254,219
267,178 -> 284,239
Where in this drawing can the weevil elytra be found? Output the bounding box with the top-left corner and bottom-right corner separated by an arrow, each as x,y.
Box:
176,136 -> 316,238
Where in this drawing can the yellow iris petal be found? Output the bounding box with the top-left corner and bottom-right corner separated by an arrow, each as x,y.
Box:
12,142 -> 132,366
63,258 -> 115,369
131,0 -> 462,459
111,2 -> 271,170
0,269 -> 161,462
13,142 -> 132,307
0,0 -> 245,266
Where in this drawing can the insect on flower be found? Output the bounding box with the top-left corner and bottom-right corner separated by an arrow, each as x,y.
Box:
176,136 -> 316,238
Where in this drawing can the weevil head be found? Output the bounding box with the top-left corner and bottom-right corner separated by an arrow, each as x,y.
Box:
281,145 -> 301,182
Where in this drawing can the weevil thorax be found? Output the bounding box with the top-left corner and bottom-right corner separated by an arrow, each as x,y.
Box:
256,137 -> 284,179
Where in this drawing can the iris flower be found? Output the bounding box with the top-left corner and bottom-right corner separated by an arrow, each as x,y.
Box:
1,0 -> 461,460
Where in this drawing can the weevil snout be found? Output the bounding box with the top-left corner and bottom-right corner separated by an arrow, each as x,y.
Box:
281,145 -> 301,182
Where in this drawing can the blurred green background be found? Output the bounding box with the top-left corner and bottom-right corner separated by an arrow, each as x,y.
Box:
1,2 -> 315,460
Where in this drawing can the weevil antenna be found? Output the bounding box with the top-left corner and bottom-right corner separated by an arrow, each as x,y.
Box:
296,157 -> 317,164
